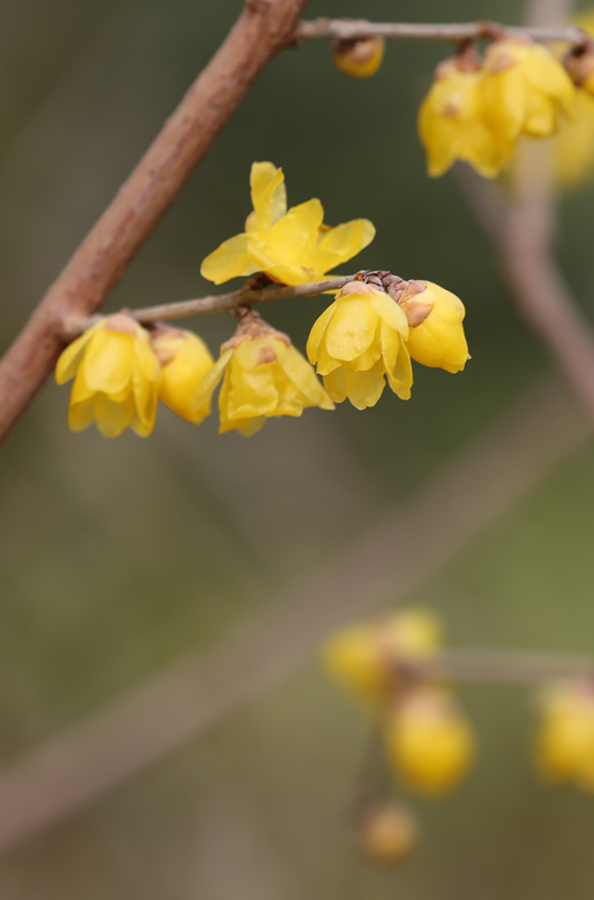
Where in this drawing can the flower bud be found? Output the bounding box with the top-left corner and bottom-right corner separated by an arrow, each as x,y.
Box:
401,281 -> 470,373
358,804 -> 418,865
385,686 -> 475,794
151,327 -> 214,424
332,36 -> 385,79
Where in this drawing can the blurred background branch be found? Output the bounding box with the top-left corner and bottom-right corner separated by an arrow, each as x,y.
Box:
0,374 -> 585,852
298,18 -> 586,43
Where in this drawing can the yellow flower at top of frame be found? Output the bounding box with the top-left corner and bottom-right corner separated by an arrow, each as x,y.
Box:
332,37 -> 385,79
479,37 -> 575,151
200,162 -> 376,287
385,686 -> 475,794
418,53 -> 509,178
306,280 -> 413,410
55,314 -> 161,438
151,326 -> 214,424
191,310 -> 334,436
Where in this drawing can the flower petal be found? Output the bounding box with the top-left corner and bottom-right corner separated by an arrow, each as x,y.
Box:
306,300 -> 338,363
55,321 -> 103,384
323,296 -> 378,361
250,162 -> 287,230
280,345 -> 335,409
83,331 -> 134,395
344,361 -> 386,409
191,348 -> 232,414
200,233 -> 260,285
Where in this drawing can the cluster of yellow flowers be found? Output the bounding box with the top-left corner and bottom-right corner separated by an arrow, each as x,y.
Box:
56,163 -> 469,438
323,608 -> 474,862
419,37 -> 575,178
324,610 -> 594,864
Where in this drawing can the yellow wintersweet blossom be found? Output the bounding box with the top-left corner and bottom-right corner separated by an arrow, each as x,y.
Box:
332,37 -> 385,78
419,54 -> 507,178
151,326 -> 214,424
536,682 -> 594,790
306,281 -> 413,410
323,607 -> 443,700
385,686 -> 475,794
192,310 -> 334,436
399,280 -> 470,373
55,314 -> 161,438
479,37 -> 574,153
200,162 -> 375,287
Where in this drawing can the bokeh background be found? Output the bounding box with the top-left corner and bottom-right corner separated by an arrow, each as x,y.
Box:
2,0 -> 594,896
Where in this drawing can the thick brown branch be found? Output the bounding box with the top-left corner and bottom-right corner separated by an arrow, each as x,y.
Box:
0,0 -> 311,445
298,18 -> 586,45
0,377 -> 585,851
64,276 -> 354,337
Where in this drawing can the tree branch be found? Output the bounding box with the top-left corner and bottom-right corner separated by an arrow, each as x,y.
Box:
297,18 -> 586,45
0,376 -> 586,852
64,276 -> 355,337
0,0 -> 311,445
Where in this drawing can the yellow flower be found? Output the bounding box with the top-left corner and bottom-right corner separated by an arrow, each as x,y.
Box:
536,682 -> 594,789
151,326 -> 214,424
200,162 -> 375,286
323,608 -> 443,700
55,314 -> 161,437
399,280 -> 470,373
358,804 -> 418,865
332,37 -> 385,79
192,310 -> 334,436
306,280 -> 413,410
480,37 -> 574,151
418,54 -> 508,178
385,686 -> 475,794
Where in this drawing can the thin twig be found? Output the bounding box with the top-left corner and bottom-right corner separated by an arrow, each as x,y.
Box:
425,648 -> 594,686
297,18 -> 586,45
63,276 -> 355,337
0,0 -> 311,446
0,376 -> 585,852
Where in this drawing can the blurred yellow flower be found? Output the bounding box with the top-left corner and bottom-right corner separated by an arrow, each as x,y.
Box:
323,607 -> 443,700
192,311 -> 333,436
151,326 -> 214,424
399,281 -> 470,373
419,55 -> 507,178
55,314 -> 161,438
332,37 -> 385,78
554,12 -> 594,189
306,280 -> 412,409
536,682 -> 594,789
200,162 -> 375,287
385,686 -> 475,794
480,37 -> 574,152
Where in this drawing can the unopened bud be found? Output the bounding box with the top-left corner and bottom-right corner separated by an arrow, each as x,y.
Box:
358,804 -> 418,865
332,36 -> 385,79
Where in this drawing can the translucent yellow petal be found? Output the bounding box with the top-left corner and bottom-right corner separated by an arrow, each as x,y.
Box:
386,339 -> 413,400
220,414 -> 266,436
314,218 -> 376,269
191,348 -> 232,414
263,199 -> 324,266
93,392 -> 134,438
323,367 -> 347,403
55,320 -> 104,384
306,301 -> 339,363
250,162 -> 287,230
554,89 -> 594,189
522,46 -> 575,117
344,361 -> 386,409
315,341 -> 343,377
67,399 -> 94,432
370,291 -> 409,336
323,296 -> 378,361
200,233 -> 260,285
82,331 -> 134,395
280,345 -> 335,409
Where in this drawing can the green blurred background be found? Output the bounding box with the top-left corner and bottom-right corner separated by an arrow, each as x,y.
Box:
2,0 -> 594,896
